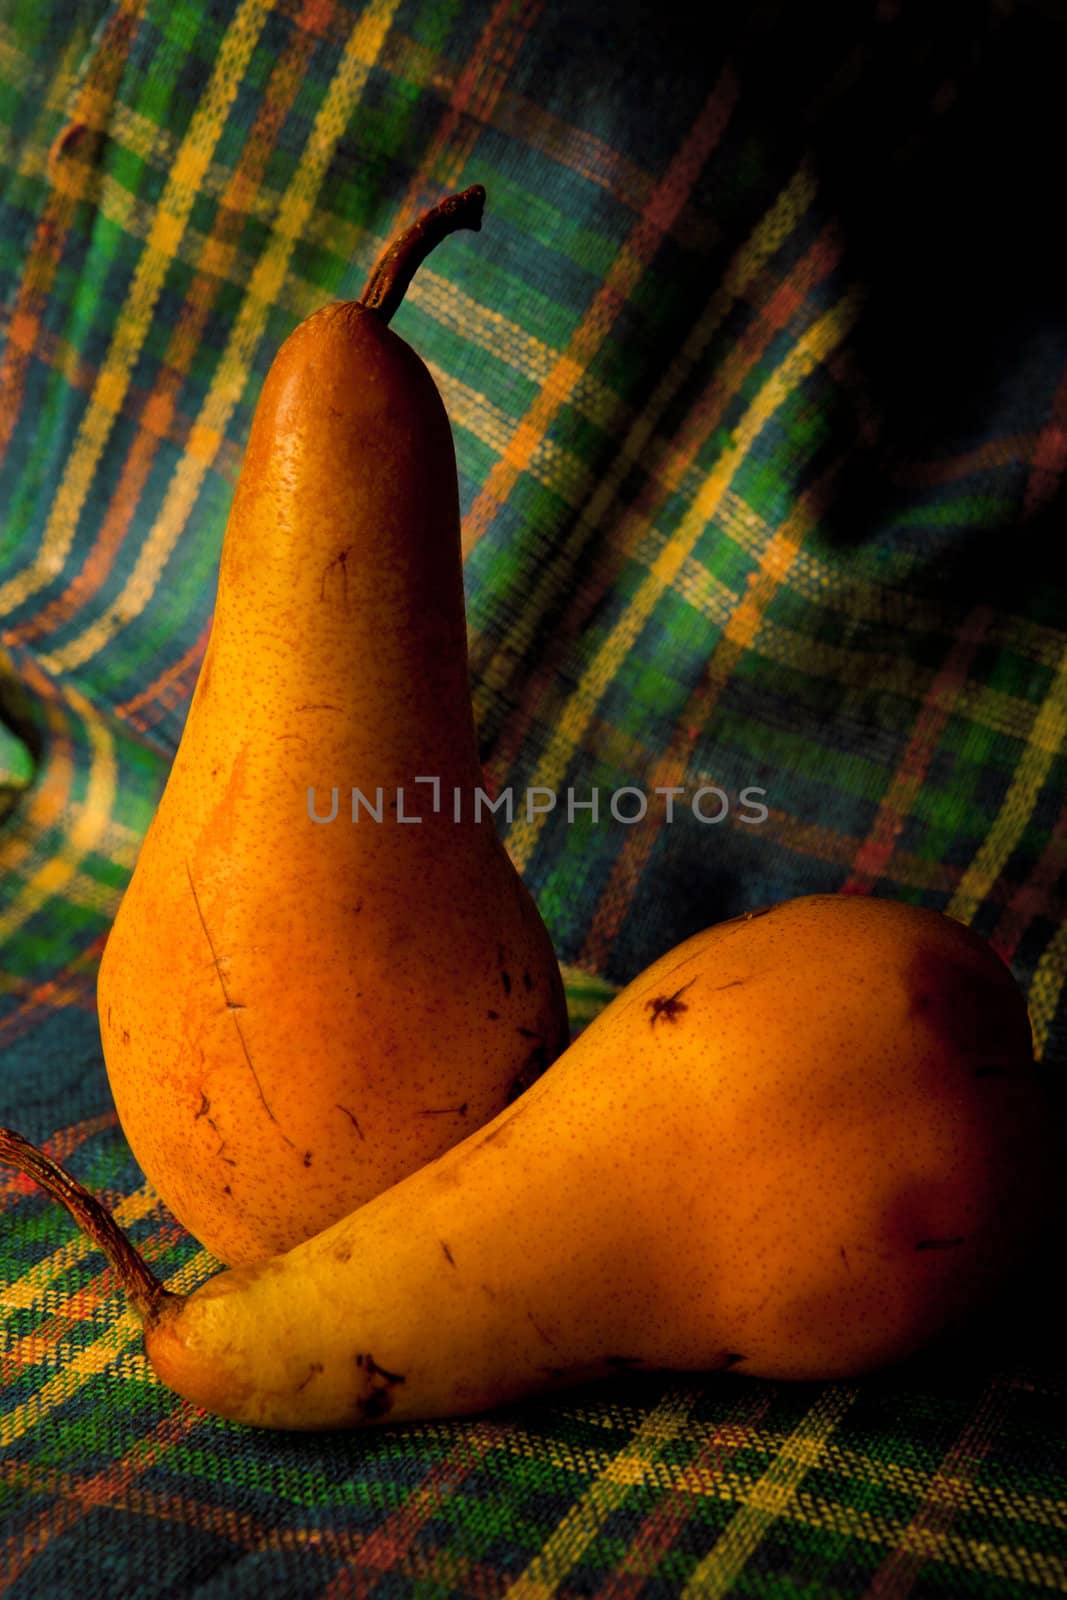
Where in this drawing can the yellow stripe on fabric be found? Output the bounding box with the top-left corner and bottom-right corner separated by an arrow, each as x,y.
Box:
0,0 -> 267,620
505,292 -> 860,873
36,136 -> 1054,716
779,1487 -> 1067,1590
230,196 -> 627,425
492,1414 -> 741,1489
502,1388 -> 698,1600
747,805 -> 995,900
415,275 -> 625,432
860,1379 -> 1009,1599
574,449 -> 842,976
0,668 -> 73,884
43,0 -> 401,674
7,301 -> 1058,736
686,1481 -> 1067,1590
496,1418 -> 1067,1548
13,65 -> 665,438
12,81 -> 662,443
6,1230 -> 176,1369
0,26 -> 87,175
0,683 -> 115,942
0,19 -> 76,90
430,361 -> 596,508
0,868 -> 122,959
682,1385 -> 858,1598
0,673 -> 140,934
715,485 -> 1067,676
472,164 -> 820,719
39,865 -> 121,917
6,137 -> 625,445
461,68 -> 738,564
0,967 -> 91,1001
374,26 -> 682,246
0,19 -> 29,72
992,613 -> 1066,673
17,93 -> 299,229
0,1250 -> 211,1447
863,1535 -> 1067,1593
1,1321 -> 144,1447
823,1435 -> 1067,1521
39,79 -> 684,419
0,1187 -> 159,1326
9,102 -> 1064,685
0,946 -> 101,1012
947,659 -> 1067,927
671,591 -> 1052,753
1024,920 -> 1067,1061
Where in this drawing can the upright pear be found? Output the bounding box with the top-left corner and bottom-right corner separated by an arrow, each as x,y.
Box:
22,894 -> 1051,1429
96,187 -> 568,1266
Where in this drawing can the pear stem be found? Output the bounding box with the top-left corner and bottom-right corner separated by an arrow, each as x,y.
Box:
360,184 -> 486,326
0,1126 -> 178,1327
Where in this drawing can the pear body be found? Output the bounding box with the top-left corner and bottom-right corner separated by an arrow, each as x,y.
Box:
145,894 -> 1057,1428
98,300 -> 568,1265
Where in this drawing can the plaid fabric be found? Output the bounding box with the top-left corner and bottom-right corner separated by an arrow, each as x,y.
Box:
2,0 -> 1066,1592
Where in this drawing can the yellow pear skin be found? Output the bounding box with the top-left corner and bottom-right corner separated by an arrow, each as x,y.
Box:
96,188 -> 568,1266
135,894 -> 1058,1428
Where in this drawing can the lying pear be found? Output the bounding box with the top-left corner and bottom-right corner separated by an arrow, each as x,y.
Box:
12,894 -> 1058,1428
96,186 -> 568,1266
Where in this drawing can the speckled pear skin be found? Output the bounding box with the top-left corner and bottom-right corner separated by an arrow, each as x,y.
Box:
97,293 -> 568,1266
143,893 -> 1058,1430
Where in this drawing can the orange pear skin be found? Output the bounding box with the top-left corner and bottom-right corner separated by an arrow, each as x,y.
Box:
138,895 -> 1059,1429
96,189 -> 568,1265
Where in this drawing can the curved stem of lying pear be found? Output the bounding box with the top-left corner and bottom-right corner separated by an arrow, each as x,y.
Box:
0,1126 -> 178,1327
360,184 -> 486,326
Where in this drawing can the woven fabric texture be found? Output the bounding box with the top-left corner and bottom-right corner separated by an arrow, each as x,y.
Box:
2,1 -> 1065,1594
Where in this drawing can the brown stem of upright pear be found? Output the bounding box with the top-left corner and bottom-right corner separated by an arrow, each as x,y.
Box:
0,1127 -> 178,1327
360,184 -> 486,326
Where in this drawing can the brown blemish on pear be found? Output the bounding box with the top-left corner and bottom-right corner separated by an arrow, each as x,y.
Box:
645,980 -> 695,1027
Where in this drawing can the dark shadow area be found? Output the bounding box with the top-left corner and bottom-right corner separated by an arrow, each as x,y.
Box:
887,1173 -> 1067,1386
733,2 -> 1067,619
